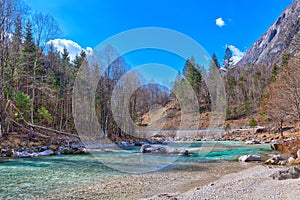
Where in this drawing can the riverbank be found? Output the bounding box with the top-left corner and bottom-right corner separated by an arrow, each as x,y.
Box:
35,163 -> 300,200
176,165 -> 300,200
36,161 -> 257,200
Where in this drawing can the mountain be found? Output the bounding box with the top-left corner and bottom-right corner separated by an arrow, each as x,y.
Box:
237,0 -> 300,67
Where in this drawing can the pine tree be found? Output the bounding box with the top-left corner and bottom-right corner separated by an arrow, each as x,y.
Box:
223,46 -> 233,68
211,53 -> 220,69
22,21 -> 37,95
10,15 -> 23,92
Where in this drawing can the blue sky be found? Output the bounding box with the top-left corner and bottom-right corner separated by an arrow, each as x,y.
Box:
25,0 -> 293,72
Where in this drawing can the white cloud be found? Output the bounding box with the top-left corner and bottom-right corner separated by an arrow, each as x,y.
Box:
216,18 -> 225,27
227,45 -> 245,65
46,39 -> 93,61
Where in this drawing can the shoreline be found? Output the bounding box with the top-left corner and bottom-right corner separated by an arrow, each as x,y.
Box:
1,140 -> 299,199
176,165 -> 300,200
38,161 -> 258,200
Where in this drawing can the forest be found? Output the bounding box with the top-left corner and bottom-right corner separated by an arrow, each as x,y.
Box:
0,0 -> 300,143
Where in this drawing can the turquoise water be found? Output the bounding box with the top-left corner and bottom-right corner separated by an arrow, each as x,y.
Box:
0,141 -> 275,199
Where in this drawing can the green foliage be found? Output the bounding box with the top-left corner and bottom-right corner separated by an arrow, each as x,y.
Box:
254,71 -> 261,87
225,107 -> 239,120
224,123 -> 231,132
271,64 -> 278,81
37,107 -> 52,125
281,54 -> 290,68
185,59 -> 202,94
223,47 -> 233,68
228,77 -> 235,88
4,87 -> 13,100
23,21 -> 37,72
245,101 -> 251,116
15,92 -> 32,119
211,53 -> 220,69
249,117 -> 257,128
233,108 -> 238,119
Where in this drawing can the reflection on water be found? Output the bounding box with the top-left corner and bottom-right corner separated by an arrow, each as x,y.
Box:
0,141 -> 275,199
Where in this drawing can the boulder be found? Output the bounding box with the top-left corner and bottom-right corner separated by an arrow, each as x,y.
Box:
288,156 -> 296,163
71,143 -> 80,150
140,144 -> 167,154
120,141 -> 129,146
1,149 -> 7,153
119,141 -> 134,147
60,146 -> 72,154
74,147 -> 87,154
271,166 -> 300,180
38,150 -> 54,156
13,151 -> 32,158
40,146 -> 48,151
265,155 -> 286,165
5,149 -> 13,157
239,154 -> 261,162
134,141 -> 149,146
140,144 -> 189,155
164,146 -> 189,155
48,145 -> 57,151
245,140 -> 261,145
297,149 -> 300,159
271,143 -> 281,150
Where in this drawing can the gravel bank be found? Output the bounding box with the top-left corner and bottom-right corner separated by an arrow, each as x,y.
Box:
149,165 -> 300,200
38,162 -> 255,200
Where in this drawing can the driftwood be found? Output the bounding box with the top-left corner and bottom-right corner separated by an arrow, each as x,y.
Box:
28,123 -> 79,139
6,100 -> 79,139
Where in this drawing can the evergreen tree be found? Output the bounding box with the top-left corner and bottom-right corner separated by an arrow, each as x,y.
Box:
211,53 -> 220,69
22,21 -> 37,95
223,46 -> 233,68
10,15 -> 23,92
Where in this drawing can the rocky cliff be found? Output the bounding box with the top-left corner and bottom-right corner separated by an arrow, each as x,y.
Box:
237,0 -> 300,67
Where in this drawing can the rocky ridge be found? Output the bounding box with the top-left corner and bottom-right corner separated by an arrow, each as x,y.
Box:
237,0 -> 300,67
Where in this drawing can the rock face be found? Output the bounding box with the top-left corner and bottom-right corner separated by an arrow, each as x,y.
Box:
237,0 -> 300,67
239,154 -> 261,162
271,166 -> 300,180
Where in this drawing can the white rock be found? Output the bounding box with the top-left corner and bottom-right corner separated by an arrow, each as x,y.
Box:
140,144 -> 167,154
297,149 -> 300,159
13,151 -> 32,158
38,150 -> 54,156
265,155 -> 286,165
239,154 -> 261,162
288,157 -> 296,163
245,140 -> 261,145
140,144 -> 188,155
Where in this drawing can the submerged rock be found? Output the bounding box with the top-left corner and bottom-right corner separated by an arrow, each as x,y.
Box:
239,154 -> 261,162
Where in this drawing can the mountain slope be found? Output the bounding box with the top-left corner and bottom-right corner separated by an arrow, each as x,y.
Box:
237,0 -> 300,67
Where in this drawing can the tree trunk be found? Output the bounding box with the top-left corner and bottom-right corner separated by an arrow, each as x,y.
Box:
31,59 -> 38,124
0,66 -> 6,137
280,119 -> 284,138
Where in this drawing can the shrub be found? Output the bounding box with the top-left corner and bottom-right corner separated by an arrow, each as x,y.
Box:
37,107 -> 52,125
